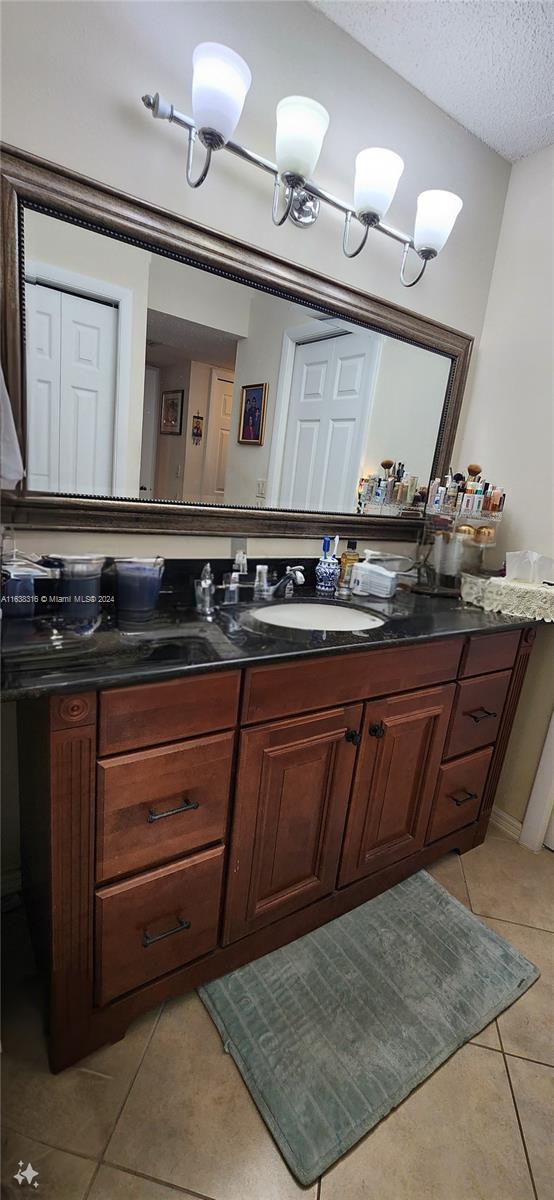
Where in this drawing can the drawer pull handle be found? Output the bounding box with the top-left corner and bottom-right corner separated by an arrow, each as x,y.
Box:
142,916 -> 191,947
465,706 -> 497,724
147,797 -> 199,823
448,788 -> 479,807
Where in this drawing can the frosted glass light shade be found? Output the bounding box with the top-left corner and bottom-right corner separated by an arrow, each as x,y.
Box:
192,43 -> 251,144
354,148 -> 404,221
414,190 -> 463,254
275,96 -> 329,181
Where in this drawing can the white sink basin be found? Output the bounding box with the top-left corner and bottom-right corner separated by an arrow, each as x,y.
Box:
250,602 -> 384,633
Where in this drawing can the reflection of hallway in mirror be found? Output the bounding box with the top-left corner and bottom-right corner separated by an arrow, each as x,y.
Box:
200,372 -> 234,504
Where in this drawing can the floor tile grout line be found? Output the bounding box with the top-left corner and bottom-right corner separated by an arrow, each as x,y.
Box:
475,913 -> 554,935
316,1176 -> 322,1199
1,1125 -> 100,1166
81,1001 -> 167,1200
97,1158 -> 230,1200
497,1023 -> 539,1200
458,854 -> 474,913
504,1050 -> 554,1070
104,1002 -> 165,1155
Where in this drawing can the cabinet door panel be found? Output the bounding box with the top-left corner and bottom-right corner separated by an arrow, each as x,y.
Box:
224,704 -> 362,943
339,684 -> 455,886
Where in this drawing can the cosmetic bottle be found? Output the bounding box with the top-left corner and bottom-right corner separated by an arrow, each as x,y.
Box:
338,539 -> 359,588
253,564 -> 269,600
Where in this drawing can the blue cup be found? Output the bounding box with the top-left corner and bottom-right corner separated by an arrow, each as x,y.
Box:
114,558 -> 164,625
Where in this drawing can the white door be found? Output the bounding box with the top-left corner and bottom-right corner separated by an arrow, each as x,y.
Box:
278,331 -> 380,511
26,284 -> 117,495
201,371 -> 234,503
139,366 -> 160,499
58,292 -> 117,494
26,283 -> 62,491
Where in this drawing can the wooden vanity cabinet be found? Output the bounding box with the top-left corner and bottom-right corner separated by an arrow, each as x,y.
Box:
16,626 -> 535,1071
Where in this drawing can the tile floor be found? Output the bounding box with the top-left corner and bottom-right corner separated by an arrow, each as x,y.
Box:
2,827 -> 553,1200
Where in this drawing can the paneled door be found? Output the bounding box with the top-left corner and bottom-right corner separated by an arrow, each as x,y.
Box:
278,330 -> 380,511
339,685 -> 455,886
224,704 -> 362,943
201,371 -> 234,503
26,284 -> 117,494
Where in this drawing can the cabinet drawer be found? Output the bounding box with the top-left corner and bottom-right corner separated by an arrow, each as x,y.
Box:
99,670 -> 240,755
461,631 -> 521,678
445,671 -> 511,759
242,639 -> 462,724
96,731 -> 234,882
426,747 -> 494,843
95,845 -> 224,1004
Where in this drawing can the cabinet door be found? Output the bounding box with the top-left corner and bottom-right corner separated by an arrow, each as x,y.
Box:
339,684 -> 455,886
224,704 -> 362,943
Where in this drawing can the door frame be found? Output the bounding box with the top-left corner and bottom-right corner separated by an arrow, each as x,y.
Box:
266,318 -> 378,506
25,260 -> 132,495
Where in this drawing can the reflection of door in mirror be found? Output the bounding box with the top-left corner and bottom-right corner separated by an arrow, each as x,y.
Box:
26,282 -> 118,495
201,372 -> 234,505
278,330 -> 381,511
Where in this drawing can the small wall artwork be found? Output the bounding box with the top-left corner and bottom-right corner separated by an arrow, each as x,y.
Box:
238,383 -> 268,446
191,412 -> 204,445
160,389 -> 184,435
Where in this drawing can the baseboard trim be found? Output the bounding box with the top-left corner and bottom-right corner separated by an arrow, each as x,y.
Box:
490,807 -> 522,841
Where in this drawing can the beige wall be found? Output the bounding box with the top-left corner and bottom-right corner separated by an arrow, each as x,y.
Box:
226,293 -> 308,505
148,257 -> 251,338
455,145 -> 554,824
155,362 -> 191,500
1,1 -> 509,338
364,339 -> 452,482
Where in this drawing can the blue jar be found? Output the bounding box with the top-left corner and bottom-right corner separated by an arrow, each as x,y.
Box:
315,537 -> 340,595
114,557 -> 164,625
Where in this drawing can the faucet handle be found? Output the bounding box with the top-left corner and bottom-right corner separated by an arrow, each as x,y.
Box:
287,565 -> 305,585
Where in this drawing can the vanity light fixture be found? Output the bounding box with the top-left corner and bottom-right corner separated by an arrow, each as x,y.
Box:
142,42 -> 463,287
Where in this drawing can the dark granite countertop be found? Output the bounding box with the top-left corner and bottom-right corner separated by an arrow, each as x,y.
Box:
1,589 -> 531,701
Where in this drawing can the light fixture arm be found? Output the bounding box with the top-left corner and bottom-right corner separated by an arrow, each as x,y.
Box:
342,211 -> 371,259
399,242 -> 429,288
185,127 -> 213,189
272,175 -> 296,226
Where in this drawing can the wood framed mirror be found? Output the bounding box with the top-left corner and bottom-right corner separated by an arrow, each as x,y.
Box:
1,145 -> 473,539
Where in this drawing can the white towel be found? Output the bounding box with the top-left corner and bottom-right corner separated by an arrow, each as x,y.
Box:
0,366 -> 24,489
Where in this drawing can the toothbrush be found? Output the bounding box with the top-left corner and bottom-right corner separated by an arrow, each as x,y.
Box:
333,535 -> 339,558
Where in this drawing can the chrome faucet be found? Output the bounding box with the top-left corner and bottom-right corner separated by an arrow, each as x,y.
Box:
267,565 -> 305,598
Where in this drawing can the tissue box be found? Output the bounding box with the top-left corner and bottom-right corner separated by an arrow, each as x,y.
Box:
505,551 -> 554,585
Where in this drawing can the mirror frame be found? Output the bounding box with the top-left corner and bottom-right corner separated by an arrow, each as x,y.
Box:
1,145 -> 473,540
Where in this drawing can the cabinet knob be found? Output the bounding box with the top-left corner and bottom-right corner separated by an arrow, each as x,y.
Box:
345,729 -> 361,746
368,721 -> 385,739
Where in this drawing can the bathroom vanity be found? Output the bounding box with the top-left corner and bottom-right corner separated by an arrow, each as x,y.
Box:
7,602 -> 534,1070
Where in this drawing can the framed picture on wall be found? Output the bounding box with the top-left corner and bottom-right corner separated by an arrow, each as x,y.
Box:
160,389 -> 184,435
238,383 -> 268,445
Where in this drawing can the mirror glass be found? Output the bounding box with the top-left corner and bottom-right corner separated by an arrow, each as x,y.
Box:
23,208 -> 452,516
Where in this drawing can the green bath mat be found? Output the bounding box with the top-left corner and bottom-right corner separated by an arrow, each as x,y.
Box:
199,871 -> 539,1185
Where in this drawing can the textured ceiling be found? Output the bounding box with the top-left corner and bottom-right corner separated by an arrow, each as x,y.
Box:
310,0 -> 554,161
